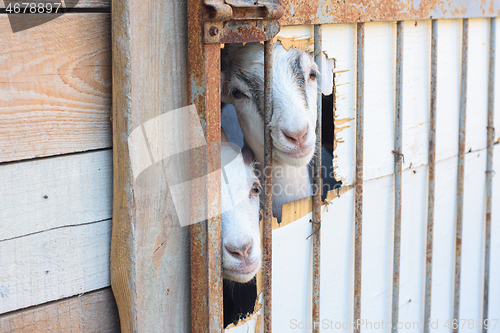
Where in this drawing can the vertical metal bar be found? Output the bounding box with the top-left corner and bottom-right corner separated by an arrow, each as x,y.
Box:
263,39 -> 274,333
453,18 -> 468,332
392,20 -> 404,333
424,19 -> 438,333
483,17 -> 496,333
188,0 -> 223,330
354,22 -> 364,333
312,24 -> 322,333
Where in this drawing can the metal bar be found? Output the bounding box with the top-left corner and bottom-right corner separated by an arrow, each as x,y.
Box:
278,0 -> 500,27
392,20 -> 404,333
263,39 -> 274,333
483,17 -> 496,333
453,18 -> 468,332
424,19 -> 438,333
312,24 -> 322,333
188,0 -> 223,330
354,22 -> 364,333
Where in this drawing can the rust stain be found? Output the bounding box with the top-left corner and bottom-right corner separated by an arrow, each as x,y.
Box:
280,0 -> 441,25
278,0 -> 499,26
263,40 -> 274,333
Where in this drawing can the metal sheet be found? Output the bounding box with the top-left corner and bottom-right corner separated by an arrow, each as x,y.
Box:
453,18 -> 469,333
312,24 -> 322,333
278,0 -> 500,26
263,39 -> 274,333
483,17 -> 496,333
392,20 -> 404,333
354,22 -> 364,333
424,19 -> 438,333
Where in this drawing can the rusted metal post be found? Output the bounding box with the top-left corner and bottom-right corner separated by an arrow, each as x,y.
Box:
354,22 -> 364,333
263,39 -> 274,333
392,20 -> 404,333
188,0 -> 223,331
453,18 -> 468,332
483,17 -> 496,333
424,19 -> 438,333
312,24 -> 322,333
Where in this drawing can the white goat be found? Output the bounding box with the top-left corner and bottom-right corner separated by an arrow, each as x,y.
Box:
221,42 -> 333,220
220,132 -> 261,283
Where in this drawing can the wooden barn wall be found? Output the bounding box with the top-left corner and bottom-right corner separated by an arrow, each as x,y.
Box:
227,18 -> 500,333
0,0 -> 121,330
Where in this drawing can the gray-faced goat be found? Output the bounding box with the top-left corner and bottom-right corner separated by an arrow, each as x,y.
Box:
221,42 -> 334,220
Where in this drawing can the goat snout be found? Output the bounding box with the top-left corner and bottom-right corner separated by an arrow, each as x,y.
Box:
282,127 -> 308,147
225,241 -> 252,260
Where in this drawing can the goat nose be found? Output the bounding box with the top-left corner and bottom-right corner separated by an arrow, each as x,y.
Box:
225,241 -> 252,259
282,127 -> 307,146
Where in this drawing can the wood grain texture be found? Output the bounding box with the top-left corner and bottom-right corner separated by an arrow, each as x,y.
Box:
0,14 -> 111,163
0,219 -> 112,314
111,0 -> 191,331
0,150 -> 112,241
0,288 -> 119,333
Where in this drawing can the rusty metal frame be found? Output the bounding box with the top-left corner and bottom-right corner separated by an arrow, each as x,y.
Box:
311,24 -> 322,333
188,0 -> 224,331
391,20 -> 404,333
453,18 -> 469,332
202,0 -> 283,44
263,39 -> 274,333
186,0 -> 500,330
424,18 -> 438,333
354,22 -> 364,333
483,17 -> 496,333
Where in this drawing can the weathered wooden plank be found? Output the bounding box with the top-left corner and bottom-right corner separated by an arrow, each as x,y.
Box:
0,150 -> 112,241
110,0 -> 191,331
0,288 -> 119,333
435,19 -> 462,163
0,14 -> 111,163
465,18 -> 490,153
401,20 -> 431,171
0,220 -> 111,314
322,23 -> 356,186
363,21 -> 396,181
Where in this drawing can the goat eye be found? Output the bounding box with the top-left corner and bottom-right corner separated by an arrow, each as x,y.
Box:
251,183 -> 260,195
309,70 -> 317,79
232,89 -> 243,98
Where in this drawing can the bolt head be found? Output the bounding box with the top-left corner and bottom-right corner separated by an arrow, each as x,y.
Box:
209,26 -> 219,36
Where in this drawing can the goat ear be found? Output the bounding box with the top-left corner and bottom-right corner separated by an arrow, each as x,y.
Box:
320,53 -> 335,96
